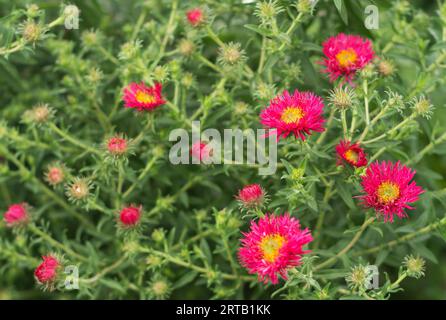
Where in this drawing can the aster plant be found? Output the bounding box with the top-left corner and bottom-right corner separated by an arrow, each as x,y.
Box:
1,0 -> 446,301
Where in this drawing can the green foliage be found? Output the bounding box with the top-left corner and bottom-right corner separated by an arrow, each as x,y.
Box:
0,0 -> 446,300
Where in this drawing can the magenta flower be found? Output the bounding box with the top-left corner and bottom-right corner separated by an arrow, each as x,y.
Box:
260,89 -> 325,141
236,184 -> 265,209
190,141 -> 213,162
320,33 -> 375,83
107,136 -> 128,156
238,214 -> 313,284
123,82 -> 166,111
335,140 -> 368,168
119,205 -> 142,228
358,161 -> 424,222
34,255 -> 60,284
3,203 -> 29,227
186,8 -> 204,27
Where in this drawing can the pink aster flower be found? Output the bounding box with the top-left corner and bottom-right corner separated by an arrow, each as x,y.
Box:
186,8 -> 204,27
119,205 -> 142,228
260,89 -> 325,141
335,140 -> 367,168
236,184 -> 266,209
358,161 -> 424,222
107,136 -> 128,156
238,214 -> 313,284
123,82 -> 166,111
190,141 -> 213,162
45,165 -> 65,186
34,255 -> 60,284
320,33 -> 375,83
3,203 -> 29,227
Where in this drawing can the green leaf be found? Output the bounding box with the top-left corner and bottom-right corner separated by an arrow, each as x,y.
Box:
333,0 -> 348,25
99,279 -> 127,294
336,181 -> 356,209
200,239 -> 212,264
410,243 -> 438,264
243,24 -> 273,37
172,271 -> 198,290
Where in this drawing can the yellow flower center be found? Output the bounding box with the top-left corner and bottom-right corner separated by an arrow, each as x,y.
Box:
344,150 -> 358,163
336,48 -> 358,68
281,107 -> 305,124
260,234 -> 286,263
135,90 -> 155,104
377,181 -> 400,204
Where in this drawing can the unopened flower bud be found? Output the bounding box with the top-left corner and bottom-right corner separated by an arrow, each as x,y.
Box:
186,8 -> 205,27
378,59 -> 396,77
149,277 -> 171,299
3,203 -> 30,227
403,255 -> 425,279
66,177 -> 91,202
151,228 -> 165,243
181,72 -> 195,88
328,86 -> 356,110
82,30 -> 100,47
191,141 -> 213,162
153,65 -> 169,82
234,102 -> 249,115
106,135 -> 129,157
236,184 -> 266,209
411,96 -> 434,119
255,1 -> 283,26
255,82 -> 276,101
290,167 -> 305,181
218,42 -> 246,67
26,4 -> 40,18
86,67 -> 103,84
297,0 -> 317,14
119,205 -> 142,228
24,103 -> 53,124
118,40 -> 142,60
385,90 -> 405,112
360,63 -> 376,79
45,163 -> 65,186
345,265 -> 371,290
146,254 -> 162,267
20,20 -> 42,43
34,255 -> 61,287
178,39 -> 196,57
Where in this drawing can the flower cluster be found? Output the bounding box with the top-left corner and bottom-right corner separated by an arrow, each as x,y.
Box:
0,1 -> 442,301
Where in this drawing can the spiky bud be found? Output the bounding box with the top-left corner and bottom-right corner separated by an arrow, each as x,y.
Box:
403,255 -> 425,279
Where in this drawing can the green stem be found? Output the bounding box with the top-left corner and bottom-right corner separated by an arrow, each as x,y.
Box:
316,108 -> 336,145
278,12 -> 303,51
123,155 -> 160,199
257,36 -> 267,74
313,182 -> 334,249
362,114 -> 415,145
130,9 -> 147,41
341,109 -> 348,138
28,224 -> 88,262
142,248 -> 253,281
82,256 -> 127,284
406,132 -> 446,165
354,217 -> 446,256
363,79 -> 370,125
49,123 -> 101,156
358,105 -> 388,143
315,216 -> 375,271
206,25 -> 225,47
